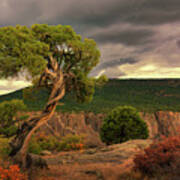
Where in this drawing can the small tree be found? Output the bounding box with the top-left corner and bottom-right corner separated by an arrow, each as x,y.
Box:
0,99 -> 27,137
100,106 -> 149,145
0,24 -> 103,167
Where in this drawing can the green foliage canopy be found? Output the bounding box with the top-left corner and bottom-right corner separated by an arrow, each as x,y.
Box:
0,24 -> 101,103
100,106 -> 149,145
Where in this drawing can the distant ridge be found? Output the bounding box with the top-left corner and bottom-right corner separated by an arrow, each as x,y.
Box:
0,79 -> 180,113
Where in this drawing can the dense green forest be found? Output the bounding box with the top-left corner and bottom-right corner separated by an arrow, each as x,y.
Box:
1,79 -> 180,113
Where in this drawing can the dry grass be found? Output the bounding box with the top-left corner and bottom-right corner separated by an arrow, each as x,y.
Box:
29,161 -> 180,180
29,161 -> 134,180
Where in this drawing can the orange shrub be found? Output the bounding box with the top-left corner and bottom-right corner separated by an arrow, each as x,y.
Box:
70,143 -> 84,150
0,165 -> 27,180
134,134 -> 180,176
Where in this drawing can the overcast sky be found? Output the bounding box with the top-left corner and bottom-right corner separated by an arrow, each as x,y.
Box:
0,0 -> 180,94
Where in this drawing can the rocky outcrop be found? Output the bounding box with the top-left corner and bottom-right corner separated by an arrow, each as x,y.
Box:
39,112 -> 105,147
34,139 -> 152,180
44,139 -> 152,165
141,111 -> 180,138
38,111 -> 180,147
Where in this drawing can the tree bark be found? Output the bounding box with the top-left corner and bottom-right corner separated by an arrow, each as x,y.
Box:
9,63 -> 65,169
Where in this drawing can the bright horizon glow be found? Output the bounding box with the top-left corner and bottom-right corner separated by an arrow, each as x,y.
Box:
0,79 -> 31,95
1,75 -> 180,96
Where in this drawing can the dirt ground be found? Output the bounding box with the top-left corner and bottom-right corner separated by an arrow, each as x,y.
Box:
29,139 -> 152,180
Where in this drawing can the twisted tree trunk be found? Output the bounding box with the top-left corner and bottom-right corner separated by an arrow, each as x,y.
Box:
10,57 -> 65,169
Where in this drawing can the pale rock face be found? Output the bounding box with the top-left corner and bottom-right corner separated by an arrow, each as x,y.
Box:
38,111 -> 180,148
141,111 -> 180,138
39,112 -> 105,147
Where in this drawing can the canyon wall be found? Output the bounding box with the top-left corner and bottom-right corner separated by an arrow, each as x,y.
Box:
141,111 -> 180,138
39,111 -> 180,147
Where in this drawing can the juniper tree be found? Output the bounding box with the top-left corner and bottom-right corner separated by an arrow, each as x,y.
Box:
0,24 -> 102,167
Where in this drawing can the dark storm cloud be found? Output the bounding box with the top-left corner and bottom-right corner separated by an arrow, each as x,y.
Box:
176,39 -> 180,48
1,0 -> 180,35
132,0 -> 180,25
90,57 -> 137,78
0,0 -> 179,81
1,0 -> 180,28
91,66 -> 127,78
0,0 -> 42,26
95,58 -> 138,70
104,69 -> 126,78
91,29 -> 154,46
58,0 -> 180,28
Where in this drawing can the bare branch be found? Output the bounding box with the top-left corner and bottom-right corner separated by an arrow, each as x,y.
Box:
49,55 -> 58,72
45,67 -> 56,79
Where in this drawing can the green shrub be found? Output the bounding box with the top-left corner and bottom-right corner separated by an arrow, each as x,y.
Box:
38,136 -> 58,151
100,106 -> 149,145
0,136 -> 11,159
0,99 -> 27,137
28,134 -> 57,154
57,134 -> 85,151
0,126 -> 18,137
28,134 -> 85,154
28,136 -> 43,155
28,134 -> 59,155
